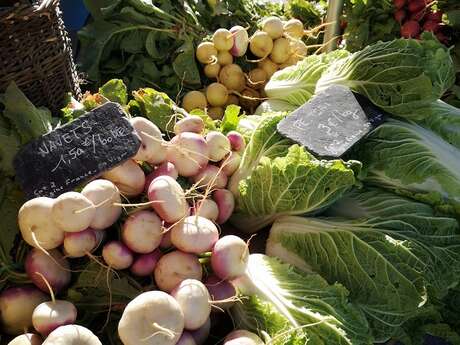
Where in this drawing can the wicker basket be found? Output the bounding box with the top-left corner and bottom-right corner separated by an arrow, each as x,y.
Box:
0,1 -> 81,114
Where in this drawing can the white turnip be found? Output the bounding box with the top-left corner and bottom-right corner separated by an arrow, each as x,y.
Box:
230,26 -> 249,57
144,162 -> 179,192
154,251 -> 203,292
226,131 -> 245,152
196,42 -> 217,64
213,189 -> 235,225
204,275 -> 236,311
211,235 -> 248,280
130,249 -> 162,277
32,300 -> 77,336
284,18 -> 304,39
118,291 -> 184,345
190,318 -> 211,345
171,216 -> 219,254
206,83 -> 228,107
257,59 -> 278,78
217,51 -> 233,66
18,197 -> 64,250
290,39 -> 308,57
131,117 -> 167,165
148,175 -> 188,223
122,211 -> 163,254
51,192 -> 95,233
206,131 -> 231,162
174,116 -> 205,135
7,334 -> 43,345
213,29 -> 233,51
270,37 -> 291,64
63,229 -> 98,258
182,91 -> 207,112
224,330 -> 264,345
102,160 -> 145,197
193,199 -> 219,222
192,165 -> 228,191
221,151 -> 241,176
42,325 -> 102,345
219,64 -> 245,93
171,279 -> 211,330
102,241 -> 133,270
249,32 -> 273,58
166,133 -> 210,177
261,16 -> 284,39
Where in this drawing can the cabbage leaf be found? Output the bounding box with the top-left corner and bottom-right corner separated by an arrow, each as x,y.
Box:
254,99 -> 298,116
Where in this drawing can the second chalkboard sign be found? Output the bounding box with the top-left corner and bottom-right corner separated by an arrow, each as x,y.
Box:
277,85 -> 387,158
14,102 -> 141,199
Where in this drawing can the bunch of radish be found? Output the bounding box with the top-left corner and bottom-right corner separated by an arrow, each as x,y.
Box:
394,0 -> 449,43
184,16 -> 311,115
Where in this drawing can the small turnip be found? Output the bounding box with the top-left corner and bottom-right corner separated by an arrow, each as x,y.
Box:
257,58 -> 278,78
81,179 -> 122,230
283,18 -> 304,39
204,62 -> 221,79
206,83 -> 228,107
217,51 -> 233,66
148,175 -> 189,223
145,161 -> 179,192
261,16 -> 283,39
249,31 -> 273,58
122,210 -> 163,254
102,241 -> 133,270
224,330 -> 264,345
131,117 -> 167,165
102,160 -> 145,197
270,37 -> 291,64
174,116 -> 205,135
43,325 -> 102,345
171,216 -> 219,254
192,165 -> 228,190
118,291 -> 184,345
204,275 -> 236,311
219,64 -> 245,93
63,229 -> 98,258
221,151 -> 241,176
206,131 -> 231,162
193,199 -> 219,222
171,279 -> 211,330
213,189 -> 235,224
154,251 -> 203,292
166,133 -> 210,177
190,318 -> 211,345
25,249 -> 70,294
18,197 -> 64,250
51,192 -> 95,233
176,332 -> 197,345
208,107 -> 224,120
32,300 -> 77,336
213,29 -> 233,51
247,69 -> 267,90
182,91 -> 207,112
226,131 -> 245,152
0,286 -> 47,335
211,235 -> 248,280
290,39 -> 308,57
196,42 -> 217,64
7,334 -> 43,345
230,26 -> 249,57
130,249 -> 162,277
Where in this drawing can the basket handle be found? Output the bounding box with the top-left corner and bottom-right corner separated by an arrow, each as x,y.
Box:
35,0 -> 59,12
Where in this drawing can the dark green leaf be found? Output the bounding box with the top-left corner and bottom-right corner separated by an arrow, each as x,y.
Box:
99,79 -> 128,105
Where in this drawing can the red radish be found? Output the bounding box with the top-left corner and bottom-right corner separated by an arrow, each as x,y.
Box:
8,334 -> 43,345
0,286 -> 47,335
154,251 -> 203,292
148,175 -> 188,223
436,31 -> 449,44
63,228 -> 98,258
213,189 -> 235,224
394,9 -> 406,23
192,165 -> 228,190
410,9 -> 425,22
102,241 -> 133,270
408,0 -> 425,13
401,20 -> 420,38
171,279 -> 211,331
190,318 -> 211,345
122,211 -> 163,254
32,300 -> 77,336
167,132 -> 210,177
423,20 -> 440,32
393,0 -> 406,9
221,151 -> 241,176
25,249 -> 71,294
171,216 -> 219,254
193,199 -> 219,222
204,275 -> 237,311
425,11 -> 443,23
211,235 -> 249,280
130,250 -> 162,277
102,160 -> 146,197
226,131 -> 245,152
144,162 -> 179,192
176,332 -> 197,345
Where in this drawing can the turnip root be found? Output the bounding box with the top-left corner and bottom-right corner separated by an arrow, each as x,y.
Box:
211,235 -> 248,280
226,131 -> 245,152
213,189 -> 235,224
262,16 -> 283,39
154,251 -> 203,292
130,117 -> 167,165
270,37 -> 291,64
206,83 -> 228,107
213,29 -> 233,51
204,275 -> 236,311
225,95 -> 240,106
284,18 -> 304,39
217,51 -> 233,66
249,32 -> 273,58
289,39 -> 308,57
208,107 -> 224,120
51,192 -> 95,233
7,334 -> 43,345
230,26 -> 249,57
219,64 -> 245,93
25,249 -> 71,294
81,179 -> 122,230
196,42 -> 218,64
171,279 -> 211,330
221,151 -> 241,176
247,69 -> 267,90
224,330 -> 264,345
18,197 -> 64,250
32,301 -> 77,336
257,59 -> 278,78
0,286 -> 47,335
190,318 -> 211,345
206,131 -> 231,162
122,211 -> 163,254
182,91 -> 208,112
204,62 -> 221,79
171,216 -> 219,254
166,133 -> 210,177
102,160 -> 145,197
42,325 -> 102,345
193,199 -> 219,222
102,241 -> 133,270
148,176 -> 188,223
145,162 -> 179,192
63,229 -> 98,258
130,249 -> 162,277
174,116 -> 205,135
118,291 -> 184,345
192,166 -> 228,190
176,332 -> 197,345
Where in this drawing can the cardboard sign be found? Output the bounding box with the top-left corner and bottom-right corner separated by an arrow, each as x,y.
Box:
277,85 -> 387,158
14,102 -> 141,199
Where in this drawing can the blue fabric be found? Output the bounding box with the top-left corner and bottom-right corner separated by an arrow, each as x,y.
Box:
60,0 -> 89,31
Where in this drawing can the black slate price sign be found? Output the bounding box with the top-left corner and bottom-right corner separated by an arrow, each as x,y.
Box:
14,102 -> 141,199
277,85 -> 387,158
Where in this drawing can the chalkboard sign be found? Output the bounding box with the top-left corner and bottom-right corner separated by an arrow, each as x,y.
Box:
14,102 -> 141,199
277,85 -> 387,158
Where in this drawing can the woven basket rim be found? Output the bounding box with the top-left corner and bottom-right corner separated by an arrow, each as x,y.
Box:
0,1 -> 58,21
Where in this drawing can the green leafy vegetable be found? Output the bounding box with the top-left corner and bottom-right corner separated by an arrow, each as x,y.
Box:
254,99 -> 298,116
99,79 -> 129,105
220,105 -> 241,134
285,0 -> 325,27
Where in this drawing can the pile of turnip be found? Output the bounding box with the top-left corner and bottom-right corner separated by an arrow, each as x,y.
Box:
3,114 -> 259,345
183,16 -> 311,115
